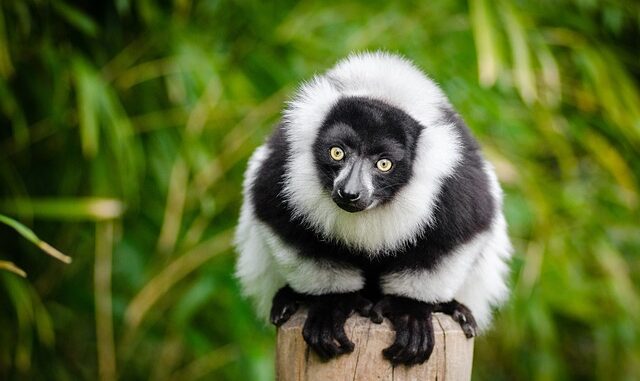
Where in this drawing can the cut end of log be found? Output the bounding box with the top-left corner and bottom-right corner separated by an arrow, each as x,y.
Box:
276,310 -> 474,381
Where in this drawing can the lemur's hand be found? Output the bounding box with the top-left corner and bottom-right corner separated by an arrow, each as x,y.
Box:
270,285 -> 303,326
370,295 -> 436,365
302,292 -> 373,360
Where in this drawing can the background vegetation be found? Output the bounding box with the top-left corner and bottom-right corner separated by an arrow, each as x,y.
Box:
1,0 -> 639,380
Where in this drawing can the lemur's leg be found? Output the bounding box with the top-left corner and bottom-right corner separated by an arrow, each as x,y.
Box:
367,297 -> 477,365
368,297 -> 478,365
271,285 -> 373,359
266,230 -> 373,359
301,291 -> 372,360
435,299 -> 477,338
370,295 -> 436,365
373,233 -> 487,364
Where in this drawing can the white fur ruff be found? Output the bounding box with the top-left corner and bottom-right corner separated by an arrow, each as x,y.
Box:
282,52 -> 462,254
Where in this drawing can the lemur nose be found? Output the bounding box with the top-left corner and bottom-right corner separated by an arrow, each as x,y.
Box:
338,189 -> 361,202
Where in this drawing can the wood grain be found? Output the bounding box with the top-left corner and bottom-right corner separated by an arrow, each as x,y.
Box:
276,310 -> 474,381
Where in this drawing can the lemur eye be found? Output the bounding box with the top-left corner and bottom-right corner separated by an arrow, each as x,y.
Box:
376,159 -> 393,172
330,147 -> 344,161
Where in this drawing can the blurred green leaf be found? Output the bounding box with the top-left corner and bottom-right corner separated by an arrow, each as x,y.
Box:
73,57 -> 101,157
0,198 -> 125,221
51,0 -> 99,37
469,0 -> 502,86
0,214 -> 71,264
500,1 -> 537,103
0,6 -> 13,77
0,260 -> 26,277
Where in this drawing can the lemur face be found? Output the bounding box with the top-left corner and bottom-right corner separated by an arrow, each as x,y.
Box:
313,97 -> 422,213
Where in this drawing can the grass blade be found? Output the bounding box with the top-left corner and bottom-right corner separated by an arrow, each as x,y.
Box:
0,6 -> 14,77
0,197 -> 125,221
469,0 -> 502,86
0,260 -> 27,277
0,214 -> 72,264
95,221 -> 116,381
500,1 -> 538,103
124,229 -> 233,333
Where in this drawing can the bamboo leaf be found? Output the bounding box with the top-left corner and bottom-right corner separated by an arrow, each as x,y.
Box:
0,260 -> 27,277
500,1 -> 538,103
584,131 -> 638,207
535,44 -> 561,107
0,198 -> 125,221
51,0 -> 99,37
0,6 -> 14,77
169,345 -> 238,381
469,0 -> 502,86
0,214 -> 72,264
0,80 -> 29,149
73,57 -> 101,157
124,229 -> 233,333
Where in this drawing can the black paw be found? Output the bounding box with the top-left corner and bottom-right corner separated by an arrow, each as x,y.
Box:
302,292 -> 373,360
370,295 -> 435,365
438,300 -> 477,338
270,286 -> 302,326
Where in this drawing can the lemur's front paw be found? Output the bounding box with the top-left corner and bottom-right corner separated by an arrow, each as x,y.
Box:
302,292 -> 373,360
370,295 -> 436,365
438,300 -> 477,338
270,286 -> 302,326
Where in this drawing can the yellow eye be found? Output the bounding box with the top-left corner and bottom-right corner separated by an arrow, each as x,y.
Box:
376,159 -> 393,172
330,147 -> 344,161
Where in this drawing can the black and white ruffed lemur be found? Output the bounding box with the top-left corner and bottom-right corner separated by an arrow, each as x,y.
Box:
235,52 -> 512,365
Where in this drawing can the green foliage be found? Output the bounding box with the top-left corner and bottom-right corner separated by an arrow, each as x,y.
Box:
1,0 -> 639,380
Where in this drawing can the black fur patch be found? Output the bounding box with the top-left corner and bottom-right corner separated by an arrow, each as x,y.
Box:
312,97 -> 422,205
251,124 -> 362,267
250,101 -> 494,293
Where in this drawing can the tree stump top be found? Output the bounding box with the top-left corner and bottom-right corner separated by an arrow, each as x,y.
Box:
276,310 -> 474,381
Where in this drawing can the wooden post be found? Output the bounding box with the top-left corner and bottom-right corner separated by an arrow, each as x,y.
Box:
276,310 -> 474,381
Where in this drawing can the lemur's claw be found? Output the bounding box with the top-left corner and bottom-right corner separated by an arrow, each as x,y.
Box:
452,308 -> 477,338
270,303 -> 297,326
438,300 -> 477,338
270,286 -> 301,326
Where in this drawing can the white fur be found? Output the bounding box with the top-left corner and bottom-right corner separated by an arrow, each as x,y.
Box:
454,213 -> 511,331
235,146 -> 286,318
453,162 -> 512,330
380,230 -> 491,304
283,51 -> 462,255
258,223 -> 364,296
